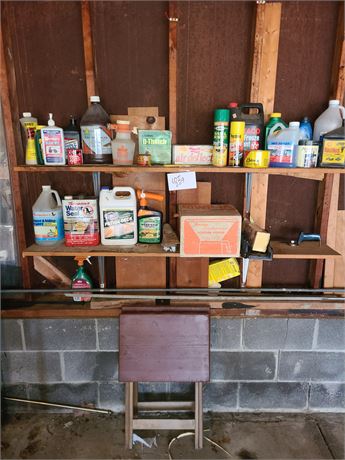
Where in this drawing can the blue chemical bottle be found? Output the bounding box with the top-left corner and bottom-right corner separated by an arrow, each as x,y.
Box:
300,117 -> 313,141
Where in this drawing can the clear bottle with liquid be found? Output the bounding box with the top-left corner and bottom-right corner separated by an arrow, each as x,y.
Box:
81,96 -> 112,164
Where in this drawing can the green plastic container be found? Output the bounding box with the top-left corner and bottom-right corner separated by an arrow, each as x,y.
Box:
264,113 -> 287,149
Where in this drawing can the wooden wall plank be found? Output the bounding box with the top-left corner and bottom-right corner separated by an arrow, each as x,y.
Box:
168,1 -> 178,144
333,210 -> 345,287
330,2 -> 345,102
324,174 -> 340,288
246,2 -> 282,288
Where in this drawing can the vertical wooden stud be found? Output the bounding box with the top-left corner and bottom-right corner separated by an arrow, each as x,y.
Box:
246,2 -> 282,288
81,0 -> 96,100
0,6 -> 31,288
330,2 -> 345,102
194,382 -> 203,449
125,382 -> 134,449
324,174 -> 340,288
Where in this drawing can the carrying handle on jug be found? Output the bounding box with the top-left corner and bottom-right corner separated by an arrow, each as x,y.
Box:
112,186 -> 135,199
51,189 -> 62,206
240,103 -> 264,114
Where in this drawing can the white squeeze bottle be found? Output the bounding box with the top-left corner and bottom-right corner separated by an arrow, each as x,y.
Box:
268,121 -> 300,168
32,185 -> 64,245
41,113 -> 65,165
313,100 -> 344,141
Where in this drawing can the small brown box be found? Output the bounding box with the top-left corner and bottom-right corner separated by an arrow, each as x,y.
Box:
119,312 -> 210,382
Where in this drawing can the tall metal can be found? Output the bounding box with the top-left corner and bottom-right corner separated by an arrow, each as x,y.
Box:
229,121 -> 245,167
212,109 -> 230,167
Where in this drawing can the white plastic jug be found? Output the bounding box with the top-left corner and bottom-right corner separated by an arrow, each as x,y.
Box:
268,121 -> 300,168
32,185 -> 64,245
313,100 -> 344,141
99,187 -> 137,245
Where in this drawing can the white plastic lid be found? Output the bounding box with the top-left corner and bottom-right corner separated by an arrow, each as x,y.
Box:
64,195 -> 73,199
90,96 -> 100,103
42,185 -> 51,191
23,112 -> 32,117
289,121 -> 300,128
329,100 -> 340,106
116,120 -> 130,125
48,113 -> 55,126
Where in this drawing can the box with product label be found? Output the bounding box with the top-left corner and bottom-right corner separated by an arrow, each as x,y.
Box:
179,205 -> 242,257
138,130 -> 172,164
209,258 -> 240,285
173,145 -> 213,165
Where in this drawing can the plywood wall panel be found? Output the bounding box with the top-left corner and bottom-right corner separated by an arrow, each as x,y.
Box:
274,1 -> 339,121
91,1 -> 169,117
177,1 -> 255,144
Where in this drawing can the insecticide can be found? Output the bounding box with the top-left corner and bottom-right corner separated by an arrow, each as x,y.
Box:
99,187 -> 137,245
212,109 -> 230,167
244,150 -> 270,168
296,141 -> 319,168
62,196 -> 99,246
228,121 -> 245,167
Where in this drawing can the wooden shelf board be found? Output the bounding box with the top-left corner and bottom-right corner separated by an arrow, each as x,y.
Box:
23,242 -> 179,258
271,241 -> 341,259
22,241 -> 341,259
13,165 -> 345,175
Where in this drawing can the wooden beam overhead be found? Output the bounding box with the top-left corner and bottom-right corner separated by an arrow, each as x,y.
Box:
81,0 -> 96,100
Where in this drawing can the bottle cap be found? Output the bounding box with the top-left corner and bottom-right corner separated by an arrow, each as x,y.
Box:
90,96 -> 100,103
228,102 -> 238,108
329,100 -> 339,106
289,121 -> 300,128
23,112 -> 32,117
42,185 -> 51,190
116,120 -> 131,132
271,112 -> 281,118
64,195 -> 73,199
214,109 -> 230,122
101,186 -> 110,190
301,116 -> 310,122
48,113 -> 55,126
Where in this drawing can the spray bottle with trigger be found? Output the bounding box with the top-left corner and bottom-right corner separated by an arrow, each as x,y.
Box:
136,189 -> 164,243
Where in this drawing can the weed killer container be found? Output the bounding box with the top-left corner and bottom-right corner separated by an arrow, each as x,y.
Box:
32,185 -> 64,245
71,260 -> 93,302
81,96 -> 112,164
313,100 -> 344,142
100,187 -> 137,245
268,121 -> 300,168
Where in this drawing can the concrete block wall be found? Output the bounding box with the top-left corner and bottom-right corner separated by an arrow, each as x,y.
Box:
2,318 -> 345,413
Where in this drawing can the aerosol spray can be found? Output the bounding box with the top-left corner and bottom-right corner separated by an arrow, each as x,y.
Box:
212,109 -> 230,167
228,121 -> 245,167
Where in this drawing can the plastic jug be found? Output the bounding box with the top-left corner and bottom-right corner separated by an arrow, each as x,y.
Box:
239,103 -> 265,153
111,121 -> 135,165
313,100 -> 344,141
99,187 -> 137,245
81,96 -> 112,164
32,185 -> 64,245
268,121 -> 300,168
264,113 -> 287,149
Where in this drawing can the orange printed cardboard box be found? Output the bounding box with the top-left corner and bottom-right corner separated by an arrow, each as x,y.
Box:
179,205 -> 241,257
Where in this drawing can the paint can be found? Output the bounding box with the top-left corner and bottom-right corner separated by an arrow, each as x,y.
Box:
228,121 -> 245,167
296,141 -> 319,168
244,150 -> 270,168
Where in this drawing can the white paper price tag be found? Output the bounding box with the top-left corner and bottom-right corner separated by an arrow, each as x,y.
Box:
167,171 -> 197,191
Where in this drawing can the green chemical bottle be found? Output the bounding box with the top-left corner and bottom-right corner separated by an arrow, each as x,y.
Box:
212,108 -> 230,167
264,112 -> 287,149
71,259 -> 93,302
137,189 -> 164,244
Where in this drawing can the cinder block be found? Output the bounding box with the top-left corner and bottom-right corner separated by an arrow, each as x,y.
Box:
243,319 -> 287,349
169,382 -> 194,401
309,383 -> 345,409
1,352 -> 62,383
211,351 -> 276,380
316,320 -> 345,350
138,383 -> 169,401
64,352 -> 118,382
203,382 -> 237,411
211,319 -> 242,350
99,383 -> 124,413
1,320 -> 23,350
284,319 -> 315,350
97,319 -> 118,350
26,383 -> 98,412
278,351 -> 345,381
239,382 -> 308,409
24,319 -> 96,351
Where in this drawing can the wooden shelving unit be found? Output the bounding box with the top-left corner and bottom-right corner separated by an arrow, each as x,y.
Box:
22,240 -> 341,260
13,165 -> 345,175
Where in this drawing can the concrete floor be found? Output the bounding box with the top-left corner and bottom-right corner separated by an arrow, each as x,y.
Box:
1,412 -> 344,459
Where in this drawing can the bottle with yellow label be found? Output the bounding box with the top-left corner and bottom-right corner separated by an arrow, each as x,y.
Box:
320,121 -> 345,168
212,109 -> 229,167
228,121 -> 245,167
25,127 -> 37,165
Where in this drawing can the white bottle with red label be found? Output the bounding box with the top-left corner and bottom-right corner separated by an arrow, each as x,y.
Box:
41,113 -> 65,165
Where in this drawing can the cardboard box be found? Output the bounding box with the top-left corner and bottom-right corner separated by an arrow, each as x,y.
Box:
173,145 -> 213,165
179,205 -> 242,257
